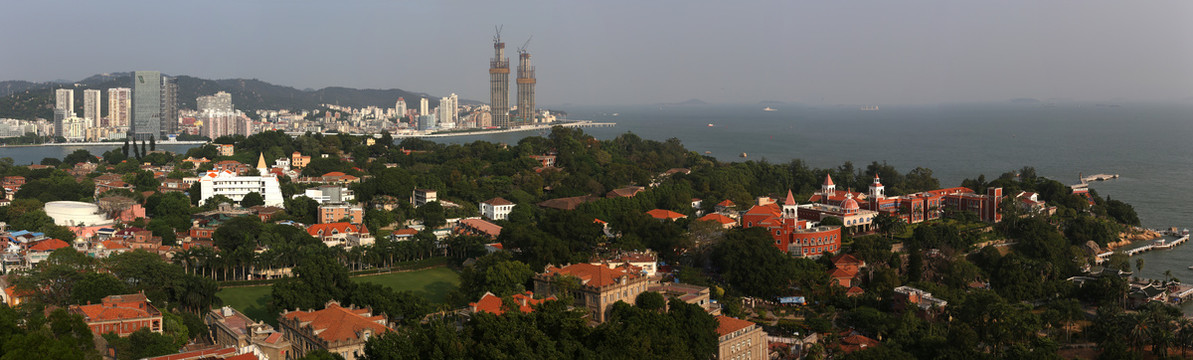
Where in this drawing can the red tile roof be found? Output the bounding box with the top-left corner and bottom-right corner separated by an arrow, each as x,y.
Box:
143,347 -> 238,360
28,238 -> 70,252
71,293 -> 159,323
646,209 -> 687,220
823,174 -> 834,186
715,316 -> 755,336
832,253 -> 863,266
543,263 -> 638,288
839,333 -> 880,353
698,213 -> 737,225
470,291 -> 555,315
716,199 -> 735,207
280,301 -> 390,343
458,218 -> 503,237
307,222 -> 367,237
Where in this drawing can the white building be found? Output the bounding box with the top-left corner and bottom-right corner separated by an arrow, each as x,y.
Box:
479,197 -> 514,221
55,89 -> 74,114
297,185 -> 355,204
198,170 -> 284,207
419,98 -> 429,116
44,201 -> 114,227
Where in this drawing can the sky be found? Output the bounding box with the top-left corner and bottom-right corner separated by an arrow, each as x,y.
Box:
2,1 -> 1192,105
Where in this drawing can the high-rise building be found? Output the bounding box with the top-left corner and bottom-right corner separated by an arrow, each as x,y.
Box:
448,93 -> 458,124
107,88 -> 131,127
437,94 -> 458,128
54,89 -> 74,115
83,89 -> 102,128
419,98 -> 429,116
489,30 -> 510,128
516,45 -> 536,124
197,91 -> 233,113
161,77 -> 178,137
131,71 -> 162,140
395,98 -> 406,118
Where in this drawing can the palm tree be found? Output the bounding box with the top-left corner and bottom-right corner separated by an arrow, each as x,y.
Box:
1176,317 -> 1193,357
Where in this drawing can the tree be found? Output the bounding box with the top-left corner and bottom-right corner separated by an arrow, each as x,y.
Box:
451,252 -> 534,305
299,350 -> 345,360
635,291 -> 666,312
240,191 -> 265,207
103,327 -> 179,360
418,201 -> 446,229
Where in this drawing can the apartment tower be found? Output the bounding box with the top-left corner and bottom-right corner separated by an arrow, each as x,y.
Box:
516,44 -> 536,123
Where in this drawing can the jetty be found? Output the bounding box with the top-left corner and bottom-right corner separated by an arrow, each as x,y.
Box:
1094,234 -> 1190,264
1080,173 -> 1119,183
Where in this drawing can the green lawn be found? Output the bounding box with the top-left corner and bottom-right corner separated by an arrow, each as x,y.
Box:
216,266 -> 460,323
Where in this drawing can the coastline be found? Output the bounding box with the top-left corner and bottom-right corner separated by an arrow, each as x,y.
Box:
1104,227 -> 1164,251
0,140 -> 209,148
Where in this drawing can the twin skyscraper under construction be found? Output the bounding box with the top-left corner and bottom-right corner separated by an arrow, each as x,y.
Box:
489,28 -> 537,127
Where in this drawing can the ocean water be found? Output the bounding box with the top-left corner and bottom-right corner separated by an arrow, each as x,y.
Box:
4,103 -> 1193,299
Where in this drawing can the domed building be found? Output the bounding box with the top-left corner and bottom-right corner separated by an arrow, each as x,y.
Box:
44,201 -> 114,227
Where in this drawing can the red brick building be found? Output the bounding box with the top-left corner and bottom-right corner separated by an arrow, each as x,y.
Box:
741,191 -> 843,257
68,293 -> 163,337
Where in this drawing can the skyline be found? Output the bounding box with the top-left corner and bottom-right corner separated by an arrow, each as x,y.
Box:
3,1 -> 1192,106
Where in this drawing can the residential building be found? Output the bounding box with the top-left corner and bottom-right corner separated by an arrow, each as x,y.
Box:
26,238 -> 70,264
161,76 -> 178,136
291,152 -> 311,169
218,144 -> 235,157
83,89 -> 101,127
197,91 -> 233,113
306,222 -> 373,248
197,170 -> 284,207
646,209 -> 687,221
698,213 -> 737,229
590,250 -> 658,277
469,291 -> 554,316
479,197 -> 514,221
55,88 -> 74,116
649,283 -> 716,314
206,306 -> 290,360
69,293 -> 163,337
419,97 -> 428,116
107,88 -> 131,127
279,301 -> 392,360
131,71 -> 162,140
715,316 -> 767,360
606,186 -> 645,198
299,185 -> 355,204
394,98 -> 406,118
411,189 -> 437,207
893,286 -> 948,311
454,218 -> 502,239
533,263 -> 649,322
319,203 -> 363,224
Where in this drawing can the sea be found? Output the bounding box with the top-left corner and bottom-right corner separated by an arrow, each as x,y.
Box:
5,103 -> 1193,305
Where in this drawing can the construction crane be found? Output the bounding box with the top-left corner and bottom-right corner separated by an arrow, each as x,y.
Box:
518,36 -> 533,54
493,25 -> 503,43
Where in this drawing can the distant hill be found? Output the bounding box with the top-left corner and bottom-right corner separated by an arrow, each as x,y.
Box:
0,73 -> 474,120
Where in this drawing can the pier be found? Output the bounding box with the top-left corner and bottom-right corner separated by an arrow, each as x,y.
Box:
1080,173 -> 1119,183
1094,234 -> 1189,264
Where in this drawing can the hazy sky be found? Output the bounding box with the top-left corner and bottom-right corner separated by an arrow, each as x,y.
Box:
3,1 -> 1192,105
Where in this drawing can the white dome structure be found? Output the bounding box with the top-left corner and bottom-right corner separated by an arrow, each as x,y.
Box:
44,201 -> 114,227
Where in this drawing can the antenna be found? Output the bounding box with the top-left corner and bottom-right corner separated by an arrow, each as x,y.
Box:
518,36 -> 533,54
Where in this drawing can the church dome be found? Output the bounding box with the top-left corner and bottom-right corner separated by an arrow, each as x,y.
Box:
840,197 -> 860,211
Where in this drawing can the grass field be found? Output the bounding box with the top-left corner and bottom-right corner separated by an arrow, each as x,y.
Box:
215,266 -> 460,323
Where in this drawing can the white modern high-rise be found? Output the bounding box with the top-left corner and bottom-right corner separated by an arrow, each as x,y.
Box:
197,91 -> 233,113
82,89 -> 102,127
107,88 -> 131,127
447,93 -> 458,123
437,94 -> 458,129
419,98 -> 429,116
54,89 -> 74,114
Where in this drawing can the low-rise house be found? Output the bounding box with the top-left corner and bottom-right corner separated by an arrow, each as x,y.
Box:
698,213 -> 737,229
159,178 -> 188,193
299,185 -> 355,204
278,300 -> 392,360
69,293 -> 163,337
606,186 -> 645,199
410,189 -> 439,207
533,263 -> 649,323
454,218 -> 502,239
837,332 -> 881,354
536,195 -> 599,211
479,197 -> 515,221
206,306 -> 290,360
590,250 -> 658,277
648,282 -> 718,314
715,316 -> 767,360
469,291 -> 555,316
213,160 -> 251,175
26,238 -> 70,265
646,209 -> 687,221
306,223 -> 373,248
893,286 -> 948,311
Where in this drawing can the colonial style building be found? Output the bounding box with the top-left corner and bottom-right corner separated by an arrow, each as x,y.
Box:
306,223 -> 373,248
69,293 -> 163,337
206,306 -> 290,360
198,170 -> 284,207
533,263 -> 649,323
278,301 -> 392,360
807,174 -> 1003,225
479,197 -> 515,221
469,291 -> 554,315
741,191 -> 843,257
715,316 -> 767,360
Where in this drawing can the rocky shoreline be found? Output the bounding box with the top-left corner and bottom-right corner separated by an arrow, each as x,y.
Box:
1104,227 -> 1163,251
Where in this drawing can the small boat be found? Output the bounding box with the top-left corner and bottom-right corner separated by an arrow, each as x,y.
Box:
763,107 -> 777,112
739,153 -> 748,158
704,151 -> 712,154
707,123 -> 714,127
